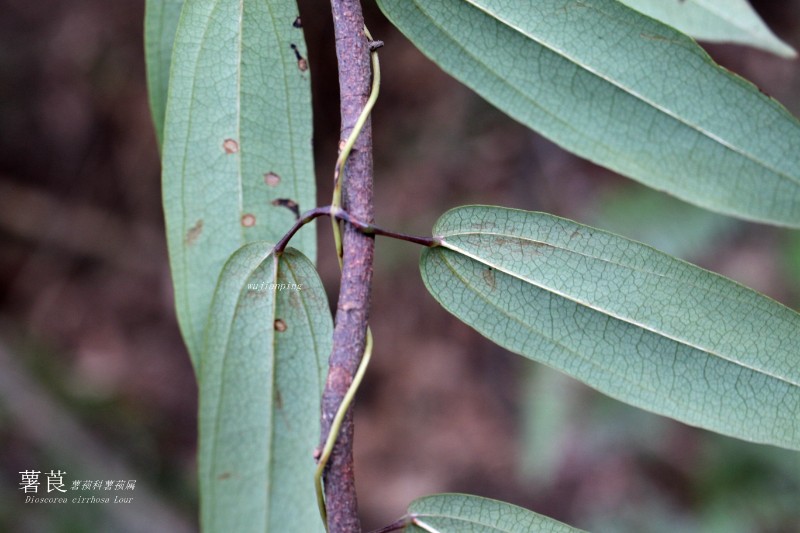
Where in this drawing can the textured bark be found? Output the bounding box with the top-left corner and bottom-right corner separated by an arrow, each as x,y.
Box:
320,1 -> 374,531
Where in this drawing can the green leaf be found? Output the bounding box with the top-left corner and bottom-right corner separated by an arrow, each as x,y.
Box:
405,493 -> 585,532
144,0 -> 184,147
162,0 -> 315,365
618,0 -> 796,58
420,205 -> 800,450
199,244 -> 329,533
377,0 -> 800,228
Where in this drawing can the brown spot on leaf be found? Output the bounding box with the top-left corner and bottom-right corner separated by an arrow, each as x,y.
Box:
493,235 -> 546,253
483,268 -> 496,290
264,171 -> 281,187
288,289 -> 301,309
223,139 -> 239,154
275,389 -> 283,409
217,472 -> 231,480
241,213 -> 256,227
274,319 -> 287,332
185,219 -> 204,245
639,32 -> 681,45
472,221 -> 496,231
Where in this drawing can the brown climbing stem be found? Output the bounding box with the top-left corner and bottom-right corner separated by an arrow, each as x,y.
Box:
320,1 -> 375,531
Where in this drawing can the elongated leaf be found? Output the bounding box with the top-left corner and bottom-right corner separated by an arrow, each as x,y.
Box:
421,206 -> 800,450
405,494 -> 585,532
618,0 -> 796,58
377,0 -> 800,228
199,244 -> 329,533
162,0 -> 315,364
144,0 -> 184,147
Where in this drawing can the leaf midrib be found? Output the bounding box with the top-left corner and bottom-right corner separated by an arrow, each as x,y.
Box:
438,236 -> 800,389
442,0 -> 800,188
405,1 -> 646,176
265,251 -> 279,529
235,0 -> 244,240
432,249 -> 661,396
431,249 -> 799,442
439,228 -> 765,310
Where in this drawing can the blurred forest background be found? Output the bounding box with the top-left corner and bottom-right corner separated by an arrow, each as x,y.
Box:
2,1 -> 800,531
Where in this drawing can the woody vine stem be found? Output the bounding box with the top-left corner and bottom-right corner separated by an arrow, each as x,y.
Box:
299,4 -> 437,530
274,14 -> 435,530
318,1 -> 378,531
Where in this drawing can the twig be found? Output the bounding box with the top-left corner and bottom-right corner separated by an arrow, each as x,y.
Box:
366,516 -> 413,533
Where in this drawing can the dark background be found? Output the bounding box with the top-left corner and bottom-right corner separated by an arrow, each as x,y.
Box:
1,1 -> 800,531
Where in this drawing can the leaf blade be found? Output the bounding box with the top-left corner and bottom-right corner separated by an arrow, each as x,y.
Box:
406,493 -> 586,532
421,205 -> 800,450
377,0 -> 800,227
162,0 -> 315,364
198,245 -> 329,533
618,0 -> 796,58
144,0 -> 184,147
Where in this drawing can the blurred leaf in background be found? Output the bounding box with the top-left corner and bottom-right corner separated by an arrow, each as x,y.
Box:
618,0 -> 797,58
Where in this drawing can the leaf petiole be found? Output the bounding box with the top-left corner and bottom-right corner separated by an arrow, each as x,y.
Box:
273,205 -> 439,254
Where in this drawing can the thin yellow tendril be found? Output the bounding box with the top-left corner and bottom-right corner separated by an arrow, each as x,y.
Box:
315,328 -> 373,528
331,25 -> 381,268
